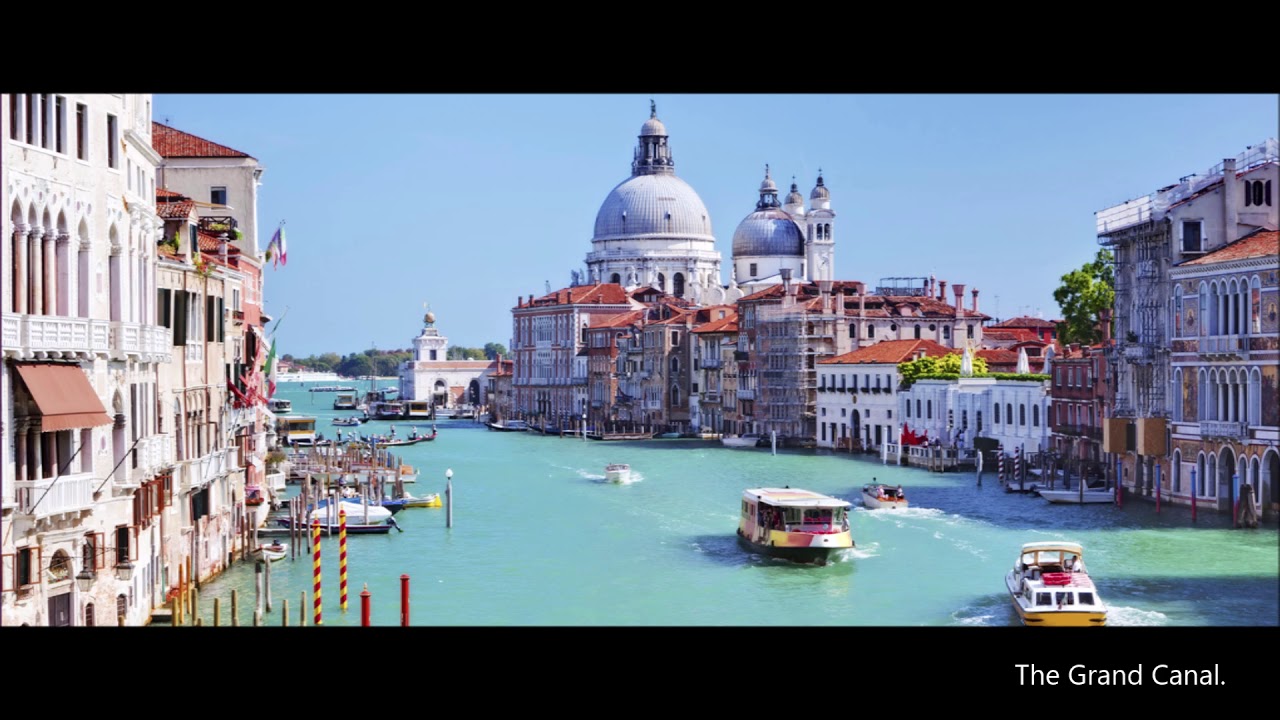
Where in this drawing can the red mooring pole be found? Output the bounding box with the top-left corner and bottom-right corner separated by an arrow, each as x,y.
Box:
400,574 -> 410,627
361,583 -> 371,627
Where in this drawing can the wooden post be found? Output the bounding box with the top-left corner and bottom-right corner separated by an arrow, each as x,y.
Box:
300,591 -> 307,626
118,613 -> 126,626
231,588 -> 239,627
253,609 -> 262,626
195,617 -> 203,626
283,598 -> 289,627
191,587 -> 199,625
265,555 -> 273,612
213,597 -> 221,627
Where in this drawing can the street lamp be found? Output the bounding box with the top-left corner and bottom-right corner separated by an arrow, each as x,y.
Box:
114,560 -> 135,582
445,468 -> 453,529
76,568 -> 95,593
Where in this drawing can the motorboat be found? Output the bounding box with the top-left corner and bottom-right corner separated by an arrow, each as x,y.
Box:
276,416 -> 317,446
604,464 -> 632,484
737,488 -> 854,565
1037,484 -> 1115,504
369,401 -> 405,420
268,398 -> 293,414
332,416 -> 369,427
398,492 -> 442,508
255,542 -> 287,562
862,482 -> 908,510
333,392 -> 358,410
488,419 -> 528,432
1005,541 -> 1107,627
721,434 -> 762,449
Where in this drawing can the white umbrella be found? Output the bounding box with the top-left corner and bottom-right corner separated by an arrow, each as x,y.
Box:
960,345 -> 974,377
1016,347 -> 1030,375
1041,344 -> 1055,376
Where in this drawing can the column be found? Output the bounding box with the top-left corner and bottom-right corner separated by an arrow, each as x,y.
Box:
14,224 -> 29,314
31,427 -> 43,482
15,428 -> 28,482
43,229 -> 56,317
57,232 -> 71,316
43,432 -> 56,479
29,226 -> 43,315
1229,378 -> 1237,423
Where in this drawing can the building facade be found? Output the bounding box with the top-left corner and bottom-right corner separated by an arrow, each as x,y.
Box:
398,312 -> 494,409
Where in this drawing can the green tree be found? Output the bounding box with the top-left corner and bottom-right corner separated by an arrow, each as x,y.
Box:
318,352 -> 341,369
1053,249 -> 1115,345
898,352 -> 988,386
338,354 -> 374,377
484,342 -> 509,360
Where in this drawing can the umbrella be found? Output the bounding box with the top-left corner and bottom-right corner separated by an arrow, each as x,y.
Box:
1016,347 -> 1030,374
1041,344 -> 1056,375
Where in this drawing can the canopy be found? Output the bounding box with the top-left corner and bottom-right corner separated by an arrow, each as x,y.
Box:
15,363 -> 112,431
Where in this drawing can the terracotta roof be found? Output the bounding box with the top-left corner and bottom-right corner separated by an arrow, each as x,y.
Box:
692,313 -> 739,334
156,188 -> 186,200
588,310 -> 645,329
991,316 -> 1057,329
522,283 -> 635,308
820,339 -> 958,365
197,230 -> 226,253
1180,229 -> 1278,266
151,122 -> 254,159
157,200 -> 195,220
982,328 -> 1042,343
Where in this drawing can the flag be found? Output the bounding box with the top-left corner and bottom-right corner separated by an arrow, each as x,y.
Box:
278,226 -> 287,266
263,339 -> 278,398
266,226 -> 282,268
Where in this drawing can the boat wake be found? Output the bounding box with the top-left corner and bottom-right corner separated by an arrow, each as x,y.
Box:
1105,605 -> 1168,627
845,542 -> 879,560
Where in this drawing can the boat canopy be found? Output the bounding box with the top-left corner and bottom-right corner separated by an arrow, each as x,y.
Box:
1019,541 -> 1084,556
743,488 -> 851,509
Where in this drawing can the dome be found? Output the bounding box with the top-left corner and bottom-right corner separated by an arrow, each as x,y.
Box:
810,173 -> 830,201
732,207 -> 805,257
785,181 -> 804,207
424,311 -> 435,325
593,173 -> 714,242
640,116 -> 667,137
759,173 -> 777,194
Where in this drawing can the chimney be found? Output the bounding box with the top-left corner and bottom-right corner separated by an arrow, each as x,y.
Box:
1223,157 -> 1239,245
938,280 -> 947,302
971,288 -> 980,314
929,275 -> 936,298
567,289 -> 573,303
952,283 -> 965,316
1098,308 -> 1113,344
818,279 -> 833,313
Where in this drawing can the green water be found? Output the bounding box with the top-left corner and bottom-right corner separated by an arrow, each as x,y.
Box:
194,384 -> 1279,627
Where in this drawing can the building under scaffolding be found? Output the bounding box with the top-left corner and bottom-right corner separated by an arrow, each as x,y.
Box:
758,292 -> 815,443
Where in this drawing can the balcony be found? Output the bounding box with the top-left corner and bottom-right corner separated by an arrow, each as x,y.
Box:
110,321 -> 173,363
1121,343 -> 1154,362
1200,421 -> 1245,440
701,358 -> 722,369
703,392 -> 720,403
1199,335 -> 1246,357
2,314 -> 111,359
737,389 -> 755,400
15,471 -> 95,518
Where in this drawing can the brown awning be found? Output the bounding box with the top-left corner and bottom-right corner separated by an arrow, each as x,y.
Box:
14,363 -> 113,431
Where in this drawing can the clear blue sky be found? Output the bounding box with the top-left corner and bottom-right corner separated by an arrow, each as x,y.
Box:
153,94 -> 1278,359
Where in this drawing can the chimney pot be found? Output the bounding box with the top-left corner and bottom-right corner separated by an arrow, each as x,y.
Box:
971,288 -> 980,313
938,280 -> 947,302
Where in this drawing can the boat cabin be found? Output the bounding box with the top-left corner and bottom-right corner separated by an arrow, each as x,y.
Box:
405,400 -> 433,418
333,392 -> 357,410
277,415 -> 318,444
740,488 -> 851,534
268,398 -> 293,413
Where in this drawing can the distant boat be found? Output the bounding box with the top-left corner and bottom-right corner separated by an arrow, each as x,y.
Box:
721,434 -> 762,449
1037,487 -> 1114,504
268,398 -> 293,414
605,464 -> 631,484
488,419 -> 528,432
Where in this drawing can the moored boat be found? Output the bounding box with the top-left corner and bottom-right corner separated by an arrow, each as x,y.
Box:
604,463 -> 631,484
721,434 -> 761,449
862,482 -> 908,510
1005,541 -> 1107,627
268,398 -> 293,414
1036,486 -> 1114,504
333,392 -> 358,410
398,492 -> 442,508
255,542 -> 287,562
488,419 -> 528,432
276,415 -> 318,446
737,488 -> 854,565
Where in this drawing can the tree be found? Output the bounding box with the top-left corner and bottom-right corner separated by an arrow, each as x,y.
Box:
1053,249 -> 1115,345
898,353 -> 988,386
484,342 -> 509,360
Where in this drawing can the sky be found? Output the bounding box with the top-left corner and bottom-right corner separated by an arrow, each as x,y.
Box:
152,94 -> 1278,359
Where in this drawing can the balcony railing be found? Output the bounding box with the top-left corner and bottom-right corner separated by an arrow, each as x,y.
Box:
15,471 -> 95,518
2,314 -> 112,359
1200,421 -> 1246,440
1200,335 -> 1246,355
701,358 -> 722,369
737,389 -> 755,400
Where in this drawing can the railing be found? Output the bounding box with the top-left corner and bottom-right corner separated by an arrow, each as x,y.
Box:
701,358 -> 722,369
737,389 -> 755,400
3,315 -> 112,358
1200,335 -> 1246,354
15,471 -> 95,517
1200,421 -> 1246,440
265,471 -> 286,493
142,324 -> 172,360
703,392 -> 720,403
110,320 -> 140,357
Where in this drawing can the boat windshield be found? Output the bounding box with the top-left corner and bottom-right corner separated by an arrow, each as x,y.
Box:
285,419 -> 315,432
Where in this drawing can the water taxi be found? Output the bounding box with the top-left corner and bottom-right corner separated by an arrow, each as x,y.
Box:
369,400 -> 405,420
333,392 -> 358,410
737,488 -> 854,565
1005,541 -> 1107,627
1037,485 -> 1114,504
268,398 -> 293,414
276,415 -> 317,446
605,464 -> 631,483
862,482 -> 908,510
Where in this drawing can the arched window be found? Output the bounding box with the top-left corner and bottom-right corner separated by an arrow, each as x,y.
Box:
657,273 -> 665,292
610,273 -> 621,285
1173,368 -> 1182,422
673,272 -> 685,298
1199,281 -> 1209,337
993,404 -> 1000,424
1172,449 -> 1182,493
976,410 -> 983,432
1250,276 -> 1261,334
916,399 -> 922,418
84,603 -> 95,627
1249,367 -> 1261,426
1032,405 -> 1039,427
116,594 -> 127,624
1006,403 -> 1013,425
913,324 -> 921,339
670,384 -> 680,407
824,223 -> 831,238
1173,285 -> 1182,338
942,325 -> 950,340
1207,452 -> 1217,496
806,322 -> 815,335
669,356 -> 679,375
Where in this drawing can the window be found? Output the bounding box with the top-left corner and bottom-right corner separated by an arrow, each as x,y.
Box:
1033,405 -> 1039,427
749,263 -> 757,277
942,325 -> 950,340
1019,404 -> 1026,425
211,186 -> 227,206
913,325 -> 921,339
1245,180 -> 1273,207
8,94 -> 16,140
849,324 -> 856,339
17,547 -> 35,587
1006,403 -> 1013,424
55,95 -> 65,153
115,526 -> 131,565
41,94 -> 50,148
867,325 -> 875,338
967,324 -> 975,339
107,113 -> 118,168
76,103 -> 87,160
25,94 -> 35,144
1181,220 -> 1202,253
671,331 -> 679,347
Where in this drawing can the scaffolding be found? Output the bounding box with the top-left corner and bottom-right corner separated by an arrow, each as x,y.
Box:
1101,219 -> 1170,419
875,277 -> 930,296
757,298 -> 816,442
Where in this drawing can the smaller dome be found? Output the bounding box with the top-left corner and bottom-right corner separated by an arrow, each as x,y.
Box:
425,311 -> 436,325
759,174 -> 777,194
732,208 -> 805,257
810,172 -> 829,201
785,180 -> 804,207
640,117 -> 667,137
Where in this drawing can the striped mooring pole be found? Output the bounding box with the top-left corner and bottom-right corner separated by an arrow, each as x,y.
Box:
312,517 -> 323,626
340,509 -> 349,612
997,445 -> 1005,483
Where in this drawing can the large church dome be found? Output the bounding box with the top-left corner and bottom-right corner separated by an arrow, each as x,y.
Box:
732,207 -> 804,257
592,173 -> 714,242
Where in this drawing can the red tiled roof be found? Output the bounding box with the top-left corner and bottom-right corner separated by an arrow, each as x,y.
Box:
982,328 -> 1042,343
523,283 -> 634,308
1180,229 -> 1278,266
157,200 -> 195,220
197,230 -> 225,253
589,310 -> 646,329
692,313 -> 739,334
156,188 -> 186,200
151,122 -> 254,159
992,316 -> 1057,329
820,339 -> 958,365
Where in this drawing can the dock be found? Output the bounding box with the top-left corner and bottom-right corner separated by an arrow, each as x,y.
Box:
883,443 -> 979,472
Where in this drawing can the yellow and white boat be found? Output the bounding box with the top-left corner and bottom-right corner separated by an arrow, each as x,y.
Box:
737,488 -> 853,565
1005,541 -> 1107,627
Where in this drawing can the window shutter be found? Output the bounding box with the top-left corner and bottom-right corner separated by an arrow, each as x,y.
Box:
173,291 -> 187,345
217,297 -> 225,342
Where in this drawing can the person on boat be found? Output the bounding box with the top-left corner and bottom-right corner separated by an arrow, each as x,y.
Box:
337,430 -> 343,442
895,485 -> 905,500
390,425 -> 396,437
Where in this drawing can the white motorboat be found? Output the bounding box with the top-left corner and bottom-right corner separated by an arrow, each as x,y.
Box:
1037,486 -> 1115,504
604,464 -> 632,484
1005,541 -> 1107,626
862,482 -> 908,510
721,434 -> 761,449
309,500 -> 393,525
255,542 -> 288,562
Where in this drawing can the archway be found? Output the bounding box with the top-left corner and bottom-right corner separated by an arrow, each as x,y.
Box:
468,379 -> 480,405
1218,446 -> 1237,511
673,272 -> 684,298
1263,450 -> 1279,523
610,273 -> 621,285
432,379 -> 448,408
